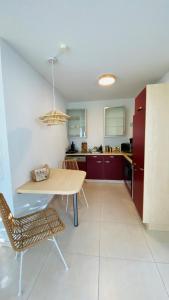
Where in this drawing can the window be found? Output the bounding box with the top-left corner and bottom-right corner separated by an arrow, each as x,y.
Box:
104,107 -> 125,137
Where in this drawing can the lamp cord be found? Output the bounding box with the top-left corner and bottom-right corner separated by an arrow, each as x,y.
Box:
51,59 -> 56,111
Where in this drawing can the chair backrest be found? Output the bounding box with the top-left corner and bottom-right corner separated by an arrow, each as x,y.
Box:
0,193 -> 15,247
62,159 -> 79,170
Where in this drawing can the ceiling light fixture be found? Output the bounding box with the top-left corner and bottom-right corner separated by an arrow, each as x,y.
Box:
59,43 -> 69,51
39,56 -> 70,126
98,73 -> 116,86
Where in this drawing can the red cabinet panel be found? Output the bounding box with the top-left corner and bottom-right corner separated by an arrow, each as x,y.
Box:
86,155 -> 124,180
77,161 -> 87,172
133,166 -> 144,219
133,110 -> 145,168
86,156 -> 104,179
135,87 -> 146,114
103,155 -> 124,180
132,87 -> 146,220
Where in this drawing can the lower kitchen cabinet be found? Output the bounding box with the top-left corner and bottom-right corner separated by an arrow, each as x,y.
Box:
77,161 -> 87,172
103,155 -> 124,180
86,155 -> 104,179
86,155 -> 124,180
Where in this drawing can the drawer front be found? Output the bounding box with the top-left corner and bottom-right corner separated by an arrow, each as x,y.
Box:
87,155 -> 104,162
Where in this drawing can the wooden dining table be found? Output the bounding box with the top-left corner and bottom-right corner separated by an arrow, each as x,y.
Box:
16,168 -> 86,227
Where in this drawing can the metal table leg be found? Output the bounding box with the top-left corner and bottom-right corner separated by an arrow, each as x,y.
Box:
73,193 -> 78,226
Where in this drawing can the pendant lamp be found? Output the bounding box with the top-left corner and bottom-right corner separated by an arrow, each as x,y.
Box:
39,57 -> 70,126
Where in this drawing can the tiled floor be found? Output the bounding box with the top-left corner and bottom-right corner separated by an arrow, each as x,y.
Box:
1,182 -> 169,299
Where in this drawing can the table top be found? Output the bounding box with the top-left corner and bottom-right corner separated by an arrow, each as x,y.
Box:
17,168 -> 86,195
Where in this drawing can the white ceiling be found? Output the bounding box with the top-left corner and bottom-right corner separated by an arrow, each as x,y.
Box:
0,0 -> 169,101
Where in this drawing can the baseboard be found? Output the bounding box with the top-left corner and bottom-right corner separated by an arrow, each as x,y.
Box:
144,223 -> 169,231
85,179 -> 124,183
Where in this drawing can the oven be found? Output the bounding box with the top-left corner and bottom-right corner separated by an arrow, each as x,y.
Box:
124,158 -> 133,196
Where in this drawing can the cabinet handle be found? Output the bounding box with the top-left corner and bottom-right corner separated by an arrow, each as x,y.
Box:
137,106 -> 143,111
105,161 -> 110,163
96,161 -> 102,163
139,168 -> 144,171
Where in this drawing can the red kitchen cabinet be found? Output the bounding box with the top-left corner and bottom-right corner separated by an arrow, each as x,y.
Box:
133,166 -> 144,219
103,155 -> 124,180
86,155 -> 104,179
86,155 -> 124,180
77,161 -> 87,172
133,88 -> 146,219
133,110 -> 145,168
135,87 -> 146,113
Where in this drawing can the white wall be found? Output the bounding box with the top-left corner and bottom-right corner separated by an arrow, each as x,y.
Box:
0,46 -> 13,242
159,71 -> 169,83
67,99 -> 134,151
0,39 -> 68,217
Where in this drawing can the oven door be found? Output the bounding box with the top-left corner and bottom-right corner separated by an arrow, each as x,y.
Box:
124,160 -> 132,196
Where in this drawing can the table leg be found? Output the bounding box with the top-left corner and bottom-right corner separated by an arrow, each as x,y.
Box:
73,193 -> 78,227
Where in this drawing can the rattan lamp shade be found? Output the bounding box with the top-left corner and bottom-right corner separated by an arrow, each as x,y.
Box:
39,56 -> 70,126
39,110 -> 70,126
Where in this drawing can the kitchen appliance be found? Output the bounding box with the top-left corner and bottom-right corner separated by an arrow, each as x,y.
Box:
121,143 -> 131,153
66,141 -> 78,154
124,159 -> 133,196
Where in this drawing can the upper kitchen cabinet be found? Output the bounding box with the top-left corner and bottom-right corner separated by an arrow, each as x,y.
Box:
67,109 -> 87,138
104,106 -> 125,137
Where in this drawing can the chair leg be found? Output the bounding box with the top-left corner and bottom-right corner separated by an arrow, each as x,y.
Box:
81,187 -> 88,208
18,252 -> 24,296
66,195 -> 69,212
78,191 -> 83,206
52,237 -> 68,271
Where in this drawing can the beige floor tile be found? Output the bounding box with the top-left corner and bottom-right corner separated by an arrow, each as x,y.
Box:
2,182 -> 169,299
99,257 -> 168,300
29,252 -> 99,300
145,230 -> 169,262
57,221 -> 100,256
0,241 -> 52,299
100,198 -> 140,224
100,222 -> 153,261
157,263 -> 169,296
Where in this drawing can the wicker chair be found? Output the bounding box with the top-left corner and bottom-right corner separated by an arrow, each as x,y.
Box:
61,160 -> 88,212
0,193 -> 68,296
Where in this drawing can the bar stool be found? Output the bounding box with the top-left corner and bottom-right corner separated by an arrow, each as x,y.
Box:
60,160 -> 88,212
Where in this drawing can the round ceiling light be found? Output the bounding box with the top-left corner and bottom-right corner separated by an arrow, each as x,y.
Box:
98,73 -> 116,86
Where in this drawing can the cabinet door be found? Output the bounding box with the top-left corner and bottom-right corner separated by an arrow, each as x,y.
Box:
135,88 -> 146,113
133,166 -> 144,219
67,109 -> 87,138
86,156 -> 104,179
103,155 -> 124,180
133,110 -> 145,168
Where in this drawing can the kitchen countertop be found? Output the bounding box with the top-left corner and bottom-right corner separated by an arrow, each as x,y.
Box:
66,152 -> 133,164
